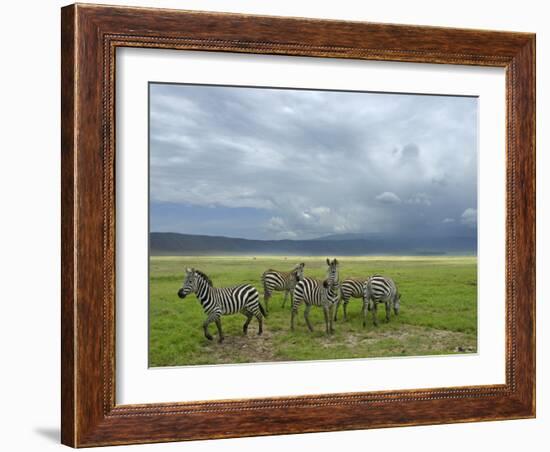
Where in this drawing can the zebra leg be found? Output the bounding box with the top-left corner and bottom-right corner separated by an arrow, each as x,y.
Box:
290,298 -> 300,331
242,312 -> 253,335
255,311 -> 263,335
215,318 -> 224,343
343,296 -> 350,322
329,304 -> 335,334
304,304 -> 314,332
323,306 -> 330,334
264,290 -> 271,314
203,319 -> 214,341
333,298 -> 340,321
372,301 -> 379,326
362,300 -> 368,328
282,290 -> 289,308
385,301 -> 391,323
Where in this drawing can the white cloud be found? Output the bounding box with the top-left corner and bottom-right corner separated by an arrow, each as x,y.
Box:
376,192 -> 401,205
460,208 -> 477,228
442,217 -> 455,223
406,193 -> 432,206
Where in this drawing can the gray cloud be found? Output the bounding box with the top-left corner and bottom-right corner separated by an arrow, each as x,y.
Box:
399,143 -> 420,164
150,83 -> 478,240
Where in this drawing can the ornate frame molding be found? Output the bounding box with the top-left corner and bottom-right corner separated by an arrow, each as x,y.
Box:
61,4 -> 535,447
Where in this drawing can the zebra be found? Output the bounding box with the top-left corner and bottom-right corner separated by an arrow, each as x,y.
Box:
334,278 -> 367,322
362,275 -> 401,327
291,258 -> 339,335
262,263 -> 305,312
177,268 -> 266,342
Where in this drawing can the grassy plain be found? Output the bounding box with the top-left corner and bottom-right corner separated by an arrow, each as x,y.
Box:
149,255 -> 477,367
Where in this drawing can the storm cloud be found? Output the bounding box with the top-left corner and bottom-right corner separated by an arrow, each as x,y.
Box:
149,83 -> 477,241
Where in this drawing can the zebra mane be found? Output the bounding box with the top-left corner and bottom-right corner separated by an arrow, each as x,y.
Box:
194,270 -> 213,287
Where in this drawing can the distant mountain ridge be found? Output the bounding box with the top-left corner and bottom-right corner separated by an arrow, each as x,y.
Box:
150,232 -> 476,256
312,233 -> 384,241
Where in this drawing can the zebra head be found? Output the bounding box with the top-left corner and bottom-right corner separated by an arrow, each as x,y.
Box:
393,292 -> 401,315
363,281 -> 373,310
177,268 -> 196,299
325,258 -> 339,286
292,262 -> 306,281
362,280 -> 370,300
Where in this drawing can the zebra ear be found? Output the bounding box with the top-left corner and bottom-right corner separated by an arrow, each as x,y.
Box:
300,262 -> 305,268
334,258 -> 339,265
326,258 -> 330,265
186,267 -> 192,273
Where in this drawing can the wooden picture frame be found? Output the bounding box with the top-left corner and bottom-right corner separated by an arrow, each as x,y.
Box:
61,3 -> 535,447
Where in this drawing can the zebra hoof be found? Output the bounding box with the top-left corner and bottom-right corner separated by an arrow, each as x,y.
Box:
218,337 -> 225,343
205,334 -> 214,341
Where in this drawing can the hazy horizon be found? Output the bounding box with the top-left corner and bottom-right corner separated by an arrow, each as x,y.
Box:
149,230 -> 477,241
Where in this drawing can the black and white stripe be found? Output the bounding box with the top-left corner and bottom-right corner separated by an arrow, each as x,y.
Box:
362,275 -> 401,326
291,258 -> 339,334
177,268 -> 265,342
334,278 -> 367,321
262,263 -> 305,312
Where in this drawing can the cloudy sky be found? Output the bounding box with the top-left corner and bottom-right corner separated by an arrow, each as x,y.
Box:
149,83 -> 477,241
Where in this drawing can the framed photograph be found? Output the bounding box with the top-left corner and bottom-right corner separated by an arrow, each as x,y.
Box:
61,3 -> 535,447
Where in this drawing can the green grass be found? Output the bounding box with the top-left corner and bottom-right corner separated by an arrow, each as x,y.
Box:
149,255 -> 477,367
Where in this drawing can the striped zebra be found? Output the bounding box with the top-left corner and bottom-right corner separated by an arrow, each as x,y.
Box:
291,258 -> 339,335
177,268 -> 265,342
362,275 -> 401,327
334,278 -> 367,322
262,263 -> 305,312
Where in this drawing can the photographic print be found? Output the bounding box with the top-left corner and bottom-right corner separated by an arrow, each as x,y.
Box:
148,83 -> 478,367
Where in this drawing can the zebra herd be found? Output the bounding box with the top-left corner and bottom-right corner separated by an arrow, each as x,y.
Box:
177,260 -> 401,342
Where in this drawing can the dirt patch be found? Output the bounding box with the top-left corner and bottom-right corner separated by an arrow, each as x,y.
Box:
312,324 -> 476,358
200,330 -> 281,364
181,324 -> 476,365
